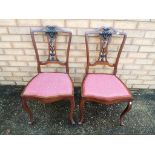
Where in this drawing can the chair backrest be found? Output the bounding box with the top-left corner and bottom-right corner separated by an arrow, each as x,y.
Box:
31,26 -> 72,74
85,26 -> 127,75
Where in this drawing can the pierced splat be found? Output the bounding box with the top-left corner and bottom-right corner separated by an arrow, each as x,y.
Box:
48,36 -> 57,61
88,27 -> 114,68
98,40 -> 108,62
45,26 -> 58,62
98,27 -> 113,63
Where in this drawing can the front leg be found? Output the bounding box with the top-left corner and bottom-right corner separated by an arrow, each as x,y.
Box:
120,102 -> 132,126
78,98 -> 86,124
21,97 -> 33,125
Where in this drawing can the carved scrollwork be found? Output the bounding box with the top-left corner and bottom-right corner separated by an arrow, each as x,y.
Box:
45,26 -> 58,61
98,27 -> 116,63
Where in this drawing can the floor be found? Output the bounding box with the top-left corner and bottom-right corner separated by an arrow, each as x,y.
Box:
0,85 -> 155,135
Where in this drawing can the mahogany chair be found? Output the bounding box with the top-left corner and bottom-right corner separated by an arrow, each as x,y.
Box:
21,26 -> 75,124
79,27 -> 133,126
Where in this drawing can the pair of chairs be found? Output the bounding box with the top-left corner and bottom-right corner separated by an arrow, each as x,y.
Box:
21,26 -> 133,126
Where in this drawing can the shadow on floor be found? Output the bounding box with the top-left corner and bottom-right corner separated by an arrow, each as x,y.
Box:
0,85 -> 155,135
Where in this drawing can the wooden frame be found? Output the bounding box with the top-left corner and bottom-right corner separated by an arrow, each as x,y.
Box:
79,27 -> 133,126
21,26 -> 75,125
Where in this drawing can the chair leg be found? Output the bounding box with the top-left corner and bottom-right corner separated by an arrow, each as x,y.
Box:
78,98 -> 85,124
21,98 -> 33,125
120,101 -> 132,126
69,97 -> 75,124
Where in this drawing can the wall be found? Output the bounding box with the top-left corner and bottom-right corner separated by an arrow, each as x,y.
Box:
0,19 -> 155,88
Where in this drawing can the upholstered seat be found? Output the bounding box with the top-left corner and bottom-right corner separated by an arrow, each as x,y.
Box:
23,73 -> 73,98
82,74 -> 132,102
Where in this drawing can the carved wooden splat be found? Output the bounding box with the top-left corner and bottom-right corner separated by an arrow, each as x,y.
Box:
45,26 -> 58,61
98,27 -> 114,63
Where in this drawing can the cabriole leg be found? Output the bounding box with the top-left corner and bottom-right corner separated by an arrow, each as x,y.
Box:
78,98 -> 86,124
120,102 -> 132,126
21,97 -> 33,125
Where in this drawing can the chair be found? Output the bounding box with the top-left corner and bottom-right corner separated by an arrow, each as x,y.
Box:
79,27 -> 133,126
21,26 -> 75,124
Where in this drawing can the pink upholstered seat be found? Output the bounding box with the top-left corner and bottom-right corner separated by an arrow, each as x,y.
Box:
23,73 -> 73,98
82,74 -> 132,101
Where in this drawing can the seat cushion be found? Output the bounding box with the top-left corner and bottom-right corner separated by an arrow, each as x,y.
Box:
22,73 -> 73,98
82,74 -> 132,101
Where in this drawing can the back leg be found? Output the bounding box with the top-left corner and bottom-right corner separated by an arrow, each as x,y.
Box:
69,97 -> 75,124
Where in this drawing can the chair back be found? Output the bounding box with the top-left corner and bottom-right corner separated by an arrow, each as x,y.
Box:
85,26 -> 127,75
31,26 -> 72,74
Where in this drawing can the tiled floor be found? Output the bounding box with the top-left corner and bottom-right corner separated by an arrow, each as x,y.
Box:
0,86 -> 155,135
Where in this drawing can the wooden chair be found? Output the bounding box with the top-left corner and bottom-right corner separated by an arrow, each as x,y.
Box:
79,27 -> 133,126
21,26 -> 75,124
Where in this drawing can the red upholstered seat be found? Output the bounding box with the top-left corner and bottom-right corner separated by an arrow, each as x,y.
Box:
82,74 -> 132,101
23,73 -> 73,98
